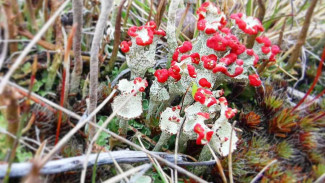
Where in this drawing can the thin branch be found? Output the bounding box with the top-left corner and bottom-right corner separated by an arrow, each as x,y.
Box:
70,0 -> 84,94
0,0 -> 71,94
88,0 -> 114,138
0,151 -> 190,178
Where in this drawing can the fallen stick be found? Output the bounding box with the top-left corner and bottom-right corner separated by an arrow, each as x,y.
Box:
0,151 -> 215,178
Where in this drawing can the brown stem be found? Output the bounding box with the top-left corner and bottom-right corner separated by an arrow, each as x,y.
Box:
3,0 -> 19,53
285,0 -> 319,70
0,87 -> 20,150
246,0 -> 265,49
107,0 -> 126,72
155,0 -> 166,28
89,0 -> 114,139
70,0 -> 84,94
277,17 -> 288,47
147,0 -> 154,22
45,0 -> 65,91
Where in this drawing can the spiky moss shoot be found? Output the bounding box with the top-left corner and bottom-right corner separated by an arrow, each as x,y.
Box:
269,109 -> 299,138
239,111 -> 261,129
276,141 -> 294,160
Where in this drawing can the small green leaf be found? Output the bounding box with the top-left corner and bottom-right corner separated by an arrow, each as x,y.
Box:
32,80 -> 44,92
21,63 -> 32,74
191,82 -> 198,98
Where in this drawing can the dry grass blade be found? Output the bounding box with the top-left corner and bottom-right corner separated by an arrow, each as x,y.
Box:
0,0 -> 71,94
103,164 -> 152,183
137,136 -> 169,183
250,159 -> 277,183
228,121 -> 237,183
207,143 -> 227,183
107,151 -> 129,183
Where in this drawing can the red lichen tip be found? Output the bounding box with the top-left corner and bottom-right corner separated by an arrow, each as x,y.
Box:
194,123 -> 214,145
190,53 -> 200,64
249,74 -> 262,87
271,45 -> 281,55
127,26 -> 138,37
154,69 -> 169,83
133,77 -> 148,92
178,41 -> 193,53
120,41 -> 130,53
154,30 -> 166,37
145,21 -> 157,30
225,107 -> 237,119
199,78 -> 212,88
218,97 -> 228,106
135,27 -> 154,46
198,112 -> 210,119
187,64 -> 197,78
207,33 -> 228,51
202,54 -> 217,70
230,13 -> 264,35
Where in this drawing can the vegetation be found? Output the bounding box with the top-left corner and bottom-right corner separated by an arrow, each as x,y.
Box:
0,0 -> 324,182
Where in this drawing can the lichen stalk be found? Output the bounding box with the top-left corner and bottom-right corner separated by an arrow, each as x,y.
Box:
118,118 -> 128,136
153,131 -> 171,151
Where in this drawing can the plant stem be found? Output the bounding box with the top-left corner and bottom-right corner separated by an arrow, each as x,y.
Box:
88,0 -> 114,139
118,118 -> 129,136
284,0 -> 319,70
107,0 -> 126,72
70,0 -> 84,94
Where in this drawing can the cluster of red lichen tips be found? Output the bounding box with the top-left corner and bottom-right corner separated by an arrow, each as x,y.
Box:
120,21 -> 166,53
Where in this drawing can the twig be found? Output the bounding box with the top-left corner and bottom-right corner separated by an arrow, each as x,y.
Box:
174,116 -> 186,182
207,143 -> 227,183
155,0 -> 166,28
5,80 -> 208,183
285,0 -> 319,70
250,159 -> 277,183
103,164 -> 152,183
228,121 -> 237,183
88,0 -> 114,138
0,151 -> 189,178
0,6 -> 9,70
0,0 -> 71,94
70,0 -> 84,94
